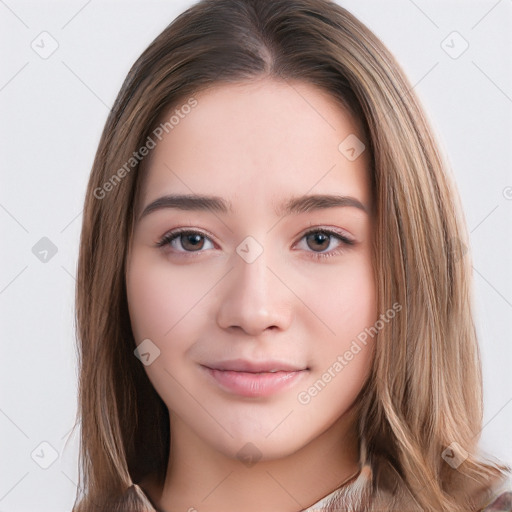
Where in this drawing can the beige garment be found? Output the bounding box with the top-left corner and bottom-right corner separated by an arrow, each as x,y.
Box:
131,482 -> 344,512
130,474 -> 512,512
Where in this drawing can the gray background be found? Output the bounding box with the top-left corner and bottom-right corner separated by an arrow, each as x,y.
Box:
1,1 -> 511,510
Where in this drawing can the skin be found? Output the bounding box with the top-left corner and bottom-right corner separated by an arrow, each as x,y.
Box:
125,77 -> 377,512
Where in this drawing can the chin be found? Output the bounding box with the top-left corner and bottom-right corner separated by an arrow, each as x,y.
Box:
198,419 -> 314,462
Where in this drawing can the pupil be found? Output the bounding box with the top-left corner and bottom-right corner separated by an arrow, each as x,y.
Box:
182,233 -> 204,250
308,232 -> 329,251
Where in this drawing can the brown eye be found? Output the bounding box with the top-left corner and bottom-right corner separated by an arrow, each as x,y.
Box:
180,233 -> 205,251
157,230 -> 215,253
295,228 -> 355,261
305,231 -> 331,252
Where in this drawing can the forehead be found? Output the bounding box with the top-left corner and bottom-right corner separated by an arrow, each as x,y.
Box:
136,78 -> 371,216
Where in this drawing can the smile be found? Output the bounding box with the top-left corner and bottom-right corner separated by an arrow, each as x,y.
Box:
200,363 -> 309,398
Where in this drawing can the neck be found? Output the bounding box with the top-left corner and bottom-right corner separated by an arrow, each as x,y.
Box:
143,406 -> 361,512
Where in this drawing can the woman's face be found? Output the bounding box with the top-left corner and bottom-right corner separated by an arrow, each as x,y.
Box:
126,78 -> 377,461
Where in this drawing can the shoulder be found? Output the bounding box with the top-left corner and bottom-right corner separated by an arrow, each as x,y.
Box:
480,491 -> 512,511
477,471 -> 512,511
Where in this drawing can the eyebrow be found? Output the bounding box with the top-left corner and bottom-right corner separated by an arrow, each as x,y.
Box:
138,193 -> 369,221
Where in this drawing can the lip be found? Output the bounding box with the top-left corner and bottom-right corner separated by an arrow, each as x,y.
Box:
205,358 -> 307,373
201,359 -> 309,398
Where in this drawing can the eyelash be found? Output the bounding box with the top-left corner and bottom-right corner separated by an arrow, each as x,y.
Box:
156,227 -> 355,261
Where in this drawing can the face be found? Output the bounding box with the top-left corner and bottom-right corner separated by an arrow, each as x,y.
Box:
126,78 -> 377,461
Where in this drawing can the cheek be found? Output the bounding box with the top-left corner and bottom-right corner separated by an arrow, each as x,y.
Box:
296,261 -> 376,417
310,255 -> 377,343
126,252 -> 209,403
126,250 -> 209,344
126,263 -> 171,342
304,256 -> 377,397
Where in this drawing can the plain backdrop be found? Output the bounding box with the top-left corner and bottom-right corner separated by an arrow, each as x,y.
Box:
1,1 -> 511,510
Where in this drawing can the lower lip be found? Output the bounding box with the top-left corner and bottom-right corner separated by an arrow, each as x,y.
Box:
202,366 -> 308,397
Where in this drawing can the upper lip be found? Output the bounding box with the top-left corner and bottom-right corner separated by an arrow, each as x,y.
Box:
202,359 -> 308,373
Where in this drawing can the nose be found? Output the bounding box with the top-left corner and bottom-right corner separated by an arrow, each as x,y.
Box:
215,245 -> 292,336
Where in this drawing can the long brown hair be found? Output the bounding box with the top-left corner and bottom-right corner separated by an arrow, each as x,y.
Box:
73,0 -> 510,510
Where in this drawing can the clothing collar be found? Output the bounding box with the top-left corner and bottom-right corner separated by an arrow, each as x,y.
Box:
132,480 -> 349,512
